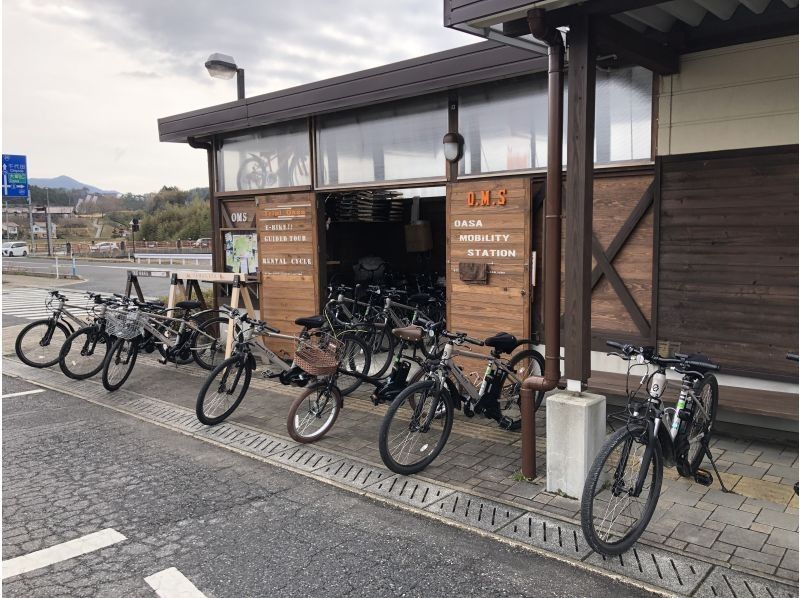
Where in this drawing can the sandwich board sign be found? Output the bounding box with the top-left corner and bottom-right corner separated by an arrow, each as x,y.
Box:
2,155 -> 29,198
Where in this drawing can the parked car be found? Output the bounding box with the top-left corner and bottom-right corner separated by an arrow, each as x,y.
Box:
90,241 -> 119,252
2,242 -> 29,257
193,238 -> 211,248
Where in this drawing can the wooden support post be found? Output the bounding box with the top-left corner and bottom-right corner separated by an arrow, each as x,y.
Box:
564,15 -> 596,389
225,275 -> 241,359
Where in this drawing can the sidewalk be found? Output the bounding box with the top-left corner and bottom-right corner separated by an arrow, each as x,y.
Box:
2,327 -> 797,592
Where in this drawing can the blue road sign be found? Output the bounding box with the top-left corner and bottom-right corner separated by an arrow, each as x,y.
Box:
2,154 -> 29,198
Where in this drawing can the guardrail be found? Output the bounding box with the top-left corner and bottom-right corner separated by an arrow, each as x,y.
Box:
133,253 -> 212,265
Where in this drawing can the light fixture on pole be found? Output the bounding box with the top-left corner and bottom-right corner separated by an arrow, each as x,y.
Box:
442,132 -> 464,163
205,53 -> 245,100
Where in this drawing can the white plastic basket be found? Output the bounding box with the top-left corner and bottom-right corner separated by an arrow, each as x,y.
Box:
105,310 -> 145,340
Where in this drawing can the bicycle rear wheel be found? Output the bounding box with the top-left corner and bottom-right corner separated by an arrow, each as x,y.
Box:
335,333 -> 371,396
15,319 -> 70,368
378,380 -> 453,475
286,380 -> 342,443
581,424 -> 663,555
196,355 -> 252,425
687,374 -> 719,472
191,316 -> 234,370
503,349 -> 546,412
59,325 -> 110,380
102,337 -> 140,391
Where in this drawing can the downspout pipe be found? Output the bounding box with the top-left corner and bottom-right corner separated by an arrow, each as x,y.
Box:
520,9 -> 564,478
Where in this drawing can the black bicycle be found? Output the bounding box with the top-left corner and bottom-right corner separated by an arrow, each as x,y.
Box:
580,341 -> 721,555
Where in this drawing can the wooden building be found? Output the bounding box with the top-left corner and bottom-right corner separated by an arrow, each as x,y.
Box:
157,2 -> 797,430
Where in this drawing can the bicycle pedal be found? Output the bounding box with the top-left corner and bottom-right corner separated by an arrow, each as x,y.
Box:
694,469 -> 713,487
499,416 -> 520,431
157,357 -> 168,365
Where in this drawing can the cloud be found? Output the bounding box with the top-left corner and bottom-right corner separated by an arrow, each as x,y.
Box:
3,0 -> 475,193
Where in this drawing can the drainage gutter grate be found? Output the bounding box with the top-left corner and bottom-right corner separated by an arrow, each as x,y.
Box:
369,476 -> 452,508
427,492 -> 524,533
694,567 -> 798,598
499,513 -> 593,560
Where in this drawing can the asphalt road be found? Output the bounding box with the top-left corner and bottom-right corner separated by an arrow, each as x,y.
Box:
1,374 -> 654,598
5,256 -> 211,297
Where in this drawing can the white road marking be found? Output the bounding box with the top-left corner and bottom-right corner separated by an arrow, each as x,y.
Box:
1,528 -> 126,579
2,389 -> 45,398
145,567 -> 208,598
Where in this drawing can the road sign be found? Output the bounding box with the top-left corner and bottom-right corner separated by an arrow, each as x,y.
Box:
2,155 -> 29,198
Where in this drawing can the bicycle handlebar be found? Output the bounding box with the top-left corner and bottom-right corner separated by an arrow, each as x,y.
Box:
221,304 -> 280,334
606,340 -> 719,371
442,331 -> 484,346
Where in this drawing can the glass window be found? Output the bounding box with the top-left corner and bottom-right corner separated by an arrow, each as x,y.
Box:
216,120 -> 310,192
316,95 -> 448,186
458,66 -> 652,175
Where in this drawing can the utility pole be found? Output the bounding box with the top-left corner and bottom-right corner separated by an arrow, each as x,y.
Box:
45,188 -> 53,256
27,192 -> 34,253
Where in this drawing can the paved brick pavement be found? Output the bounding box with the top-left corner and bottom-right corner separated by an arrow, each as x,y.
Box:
3,323 -> 798,584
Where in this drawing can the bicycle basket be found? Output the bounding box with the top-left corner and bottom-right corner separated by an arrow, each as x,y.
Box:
105,310 -> 145,340
294,334 -> 343,376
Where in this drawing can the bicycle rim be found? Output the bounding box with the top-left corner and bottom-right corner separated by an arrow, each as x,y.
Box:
61,327 -> 108,378
199,359 -> 250,422
104,338 -> 138,387
16,320 -> 69,367
288,383 -> 340,441
583,426 -> 662,553
688,376 -> 718,469
336,334 -> 370,395
381,383 -> 452,473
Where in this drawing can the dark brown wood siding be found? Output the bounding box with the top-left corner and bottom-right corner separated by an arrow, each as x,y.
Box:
657,146 -> 799,381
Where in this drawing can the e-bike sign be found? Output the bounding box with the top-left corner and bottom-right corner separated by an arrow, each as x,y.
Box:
2,154 -> 29,198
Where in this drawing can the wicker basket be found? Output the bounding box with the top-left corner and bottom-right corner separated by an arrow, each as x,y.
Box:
295,334 -> 343,376
105,310 -> 145,340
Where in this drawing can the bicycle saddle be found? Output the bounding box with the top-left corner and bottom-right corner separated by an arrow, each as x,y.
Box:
484,332 -> 517,354
295,315 -> 324,329
175,300 -> 201,310
408,293 -> 431,304
392,325 -> 423,343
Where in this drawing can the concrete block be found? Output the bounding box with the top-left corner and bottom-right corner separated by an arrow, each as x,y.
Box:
545,391 -> 605,498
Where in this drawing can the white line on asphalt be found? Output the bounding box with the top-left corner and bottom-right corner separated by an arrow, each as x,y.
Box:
1,528 -> 126,579
145,567 -> 208,598
2,389 -> 46,398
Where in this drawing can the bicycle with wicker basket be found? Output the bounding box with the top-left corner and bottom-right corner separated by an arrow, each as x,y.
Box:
195,306 -> 370,429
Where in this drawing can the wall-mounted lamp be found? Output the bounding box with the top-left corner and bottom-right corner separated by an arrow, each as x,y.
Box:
442,132 -> 464,163
205,52 -> 245,100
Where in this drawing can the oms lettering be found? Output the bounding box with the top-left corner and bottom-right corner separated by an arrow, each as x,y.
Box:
466,189 -> 507,207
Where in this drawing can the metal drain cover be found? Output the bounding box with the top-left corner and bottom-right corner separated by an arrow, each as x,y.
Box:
499,514 -> 592,559
368,476 -> 452,508
314,459 -> 393,489
694,567 -> 798,598
427,492 -> 524,532
268,446 -> 340,471
584,546 -> 712,595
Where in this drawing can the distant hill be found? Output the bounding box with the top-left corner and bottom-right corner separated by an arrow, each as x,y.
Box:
29,175 -> 118,195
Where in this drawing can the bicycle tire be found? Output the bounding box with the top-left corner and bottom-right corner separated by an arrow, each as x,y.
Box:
196,355 -> 252,425
581,424 -> 663,555
364,323 -> 396,378
102,337 -> 141,391
286,380 -> 342,443
15,319 -> 71,368
335,333 -> 371,396
59,325 -> 110,380
191,316 -> 234,370
378,380 -> 454,475
506,349 -> 547,410
687,374 -> 719,472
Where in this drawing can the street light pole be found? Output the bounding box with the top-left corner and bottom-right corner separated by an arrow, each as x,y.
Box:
236,68 -> 245,100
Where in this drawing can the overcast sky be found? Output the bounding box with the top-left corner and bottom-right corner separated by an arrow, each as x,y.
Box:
2,1 -> 475,194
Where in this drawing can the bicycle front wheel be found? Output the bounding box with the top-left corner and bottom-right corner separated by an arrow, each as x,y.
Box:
581,424 -> 663,556
336,333 -> 371,396
378,380 -> 453,475
102,337 -> 140,391
59,325 -> 110,380
286,381 -> 342,443
15,319 -> 70,368
196,355 -> 252,425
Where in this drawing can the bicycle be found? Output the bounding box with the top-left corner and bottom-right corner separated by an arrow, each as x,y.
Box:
15,290 -> 93,368
580,340 -> 722,556
236,146 -> 309,190
378,329 -> 545,475
195,307 -> 371,426
100,298 -> 226,391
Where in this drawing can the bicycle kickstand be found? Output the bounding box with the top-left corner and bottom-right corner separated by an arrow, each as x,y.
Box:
704,445 -> 732,493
